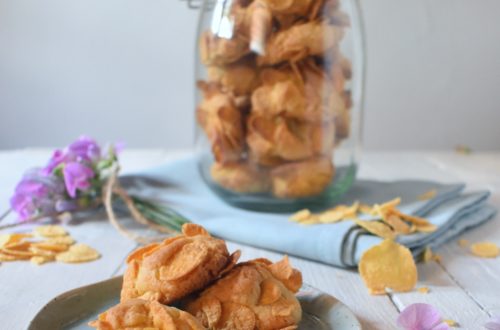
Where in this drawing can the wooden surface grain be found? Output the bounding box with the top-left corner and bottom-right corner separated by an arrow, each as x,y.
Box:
0,149 -> 498,330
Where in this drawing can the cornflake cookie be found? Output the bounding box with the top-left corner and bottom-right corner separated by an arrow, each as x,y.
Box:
211,162 -> 270,194
271,158 -> 334,198
121,224 -> 240,305
185,256 -> 302,330
89,299 -> 204,330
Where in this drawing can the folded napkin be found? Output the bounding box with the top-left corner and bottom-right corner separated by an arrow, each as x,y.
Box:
124,156 -> 497,268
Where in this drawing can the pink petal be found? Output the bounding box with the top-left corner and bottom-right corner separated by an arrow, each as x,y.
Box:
431,323 -> 450,330
397,303 -> 444,330
485,316 -> 500,330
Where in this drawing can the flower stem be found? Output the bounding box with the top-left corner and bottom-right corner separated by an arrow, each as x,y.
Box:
0,209 -> 11,223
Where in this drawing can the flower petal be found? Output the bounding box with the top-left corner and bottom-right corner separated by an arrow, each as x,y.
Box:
63,162 -> 95,198
485,316 -> 500,330
397,303 -> 444,330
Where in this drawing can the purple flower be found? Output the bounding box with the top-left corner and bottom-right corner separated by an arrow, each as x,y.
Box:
63,162 -> 95,198
485,316 -> 500,330
42,150 -> 67,175
68,136 -> 101,162
9,170 -> 64,220
397,303 -> 449,330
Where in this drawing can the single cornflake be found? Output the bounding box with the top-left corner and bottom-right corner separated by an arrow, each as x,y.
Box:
354,219 -> 395,240
30,256 -> 52,265
359,204 -> 373,215
443,319 -> 458,327
415,223 -> 438,233
359,239 -> 417,295
56,243 -> 100,263
46,235 -> 75,245
422,247 -> 441,263
470,242 -> 499,258
290,209 -> 311,222
380,211 -> 411,235
417,287 -> 430,294
378,197 -> 402,212
393,210 -> 431,226
32,242 -> 69,252
0,233 -> 32,247
417,189 -> 437,201
35,225 -> 67,238
0,253 -> 17,262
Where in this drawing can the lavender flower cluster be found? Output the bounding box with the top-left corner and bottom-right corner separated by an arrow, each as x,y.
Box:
10,136 -> 122,221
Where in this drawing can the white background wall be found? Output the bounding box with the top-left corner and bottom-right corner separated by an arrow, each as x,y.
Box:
0,0 -> 499,150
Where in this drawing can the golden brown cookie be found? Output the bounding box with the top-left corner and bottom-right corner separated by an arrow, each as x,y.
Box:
271,158 -> 334,198
121,224 -> 240,305
197,82 -> 245,164
246,115 -> 335,166
185,257 -> 302,330
208,59 -> 260,96
258,21 -> 343,66
200,31 -> 249,66
252,62 -> 345,122
211,162 -> 270,194
89,299 -> 204,330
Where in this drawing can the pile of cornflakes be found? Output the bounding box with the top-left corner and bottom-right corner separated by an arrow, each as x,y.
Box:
290,197 -> 438,238
290,198 -> 435,295
0,225 -> 100,265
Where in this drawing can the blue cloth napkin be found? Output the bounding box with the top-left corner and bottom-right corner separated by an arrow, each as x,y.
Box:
124,156 -> 497,268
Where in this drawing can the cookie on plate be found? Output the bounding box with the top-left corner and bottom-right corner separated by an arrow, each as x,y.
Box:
121,224 -> 240,305
185,256 -> 303,330
89,299 -> 204,330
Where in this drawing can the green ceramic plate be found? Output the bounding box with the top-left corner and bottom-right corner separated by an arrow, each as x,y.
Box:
29,277 -> 361,330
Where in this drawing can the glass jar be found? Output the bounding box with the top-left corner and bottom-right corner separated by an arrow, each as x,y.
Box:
193,0 -> 365,212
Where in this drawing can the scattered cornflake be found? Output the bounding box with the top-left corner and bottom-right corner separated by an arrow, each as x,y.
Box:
46,235 -> 75,245
359,239 -> 417,295
354,219 -> 395,240
423,247 -> 434,263
380,211 -> 411,235
443,319 -> 458,327
31,242 -> 69,252
417,189 -> 437,201
415,223 -> 438,233
394,210 -> 431,226
300,218 -> 320,226
457,239 -> 470,248
0,233 -> 32,247
35,225 -> 67,238
0,226 -> 99,265
359,204 -> 373,215
470,242 -> 499,258
0,253 -> 17,262
379,197 -> 402,211
289,197 -> 438,242
31,256 -> 52,265
417,287 -> 430,294
290,209 -> 311,222
319,203 -> 359,223
56,243 -> 100,263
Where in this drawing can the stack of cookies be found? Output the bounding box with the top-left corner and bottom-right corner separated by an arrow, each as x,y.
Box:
197,0 -> 352,199
90,224 -> 303,329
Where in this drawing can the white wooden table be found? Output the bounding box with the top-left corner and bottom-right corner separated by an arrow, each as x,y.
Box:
0,150 -> 499,330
